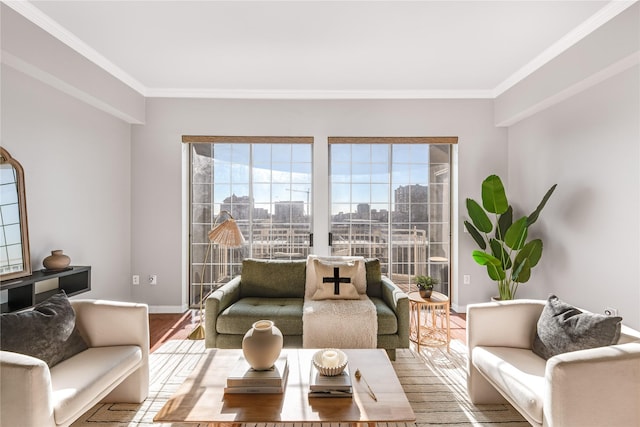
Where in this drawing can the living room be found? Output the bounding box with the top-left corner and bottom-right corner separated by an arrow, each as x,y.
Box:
1,1 -> 639,426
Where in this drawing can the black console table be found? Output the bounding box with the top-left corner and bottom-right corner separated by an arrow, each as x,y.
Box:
0,266 -> 91,313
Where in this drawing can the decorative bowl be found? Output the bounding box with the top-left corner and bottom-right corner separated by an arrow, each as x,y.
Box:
312,348 -> 348,376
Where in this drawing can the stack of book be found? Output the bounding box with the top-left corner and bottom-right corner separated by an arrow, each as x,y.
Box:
308,363 -> 353,398
224,354 -> 289,394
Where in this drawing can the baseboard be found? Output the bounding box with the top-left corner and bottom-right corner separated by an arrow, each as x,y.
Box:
148,305 -> 189,314
451,302 -> 466,313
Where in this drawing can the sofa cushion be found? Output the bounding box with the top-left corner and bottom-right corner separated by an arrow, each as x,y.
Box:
532,295 -> 623,360
240,259 -> 306,298
365,258 -> 383,298
472,346 -> 546,425
370,296 -> 398,334
216,297 -> 303,335
50,345 -> 142,425
0,291 -> 88,367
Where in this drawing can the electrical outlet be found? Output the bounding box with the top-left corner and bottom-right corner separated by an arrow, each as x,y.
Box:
463,275 -> 471,285
132,275 -> 140,285
604,307 -> 618,316
149,275 -> 157,285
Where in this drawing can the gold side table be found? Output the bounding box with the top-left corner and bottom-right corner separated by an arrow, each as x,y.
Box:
408,291 -> 450,352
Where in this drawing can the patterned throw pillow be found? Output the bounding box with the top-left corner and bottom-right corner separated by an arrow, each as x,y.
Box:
311,259 -> 362,300
305,255 -> 366,298
532,294 -> 623,360
0,291 -> 88,367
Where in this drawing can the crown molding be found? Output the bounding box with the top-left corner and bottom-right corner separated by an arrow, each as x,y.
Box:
5,0 -> 635,101
143,88 -> 495,100
3,0 -> 147,95
492,0 -> 638,97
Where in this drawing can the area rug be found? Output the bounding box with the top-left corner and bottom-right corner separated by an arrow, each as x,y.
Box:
72,340 -> 528,427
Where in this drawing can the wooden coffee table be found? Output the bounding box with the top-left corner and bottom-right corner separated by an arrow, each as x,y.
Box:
154,348 -> 415,426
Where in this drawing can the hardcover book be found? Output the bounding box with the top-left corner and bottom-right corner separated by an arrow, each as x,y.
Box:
308,363 -> 352,397
226,354 -> 288,389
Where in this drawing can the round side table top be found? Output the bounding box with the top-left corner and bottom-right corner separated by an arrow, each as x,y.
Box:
408,291 -> 449,304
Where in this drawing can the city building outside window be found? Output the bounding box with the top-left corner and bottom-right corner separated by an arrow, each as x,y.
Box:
187,137 -> 313,307
329,138 -> 452,296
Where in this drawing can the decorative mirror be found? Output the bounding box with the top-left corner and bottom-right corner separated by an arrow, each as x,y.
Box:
0,148 -> 31,281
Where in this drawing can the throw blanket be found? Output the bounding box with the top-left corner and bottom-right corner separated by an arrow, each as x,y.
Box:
302,294 -> 378,348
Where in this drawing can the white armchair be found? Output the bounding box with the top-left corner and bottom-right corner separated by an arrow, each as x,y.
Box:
1,299 -> 149,427
467,299 -> 640,427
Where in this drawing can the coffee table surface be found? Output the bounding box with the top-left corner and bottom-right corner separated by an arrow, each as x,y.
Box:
154,348 -> 415,425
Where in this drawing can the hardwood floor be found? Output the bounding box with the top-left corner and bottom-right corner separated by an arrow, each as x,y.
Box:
149,310 -> 467,353
149,312 -> 198,353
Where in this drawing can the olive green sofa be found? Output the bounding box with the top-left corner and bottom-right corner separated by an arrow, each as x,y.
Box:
204,258 -> 409,360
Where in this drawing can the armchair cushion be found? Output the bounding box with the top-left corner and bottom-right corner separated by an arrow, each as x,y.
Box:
532,295 -> 622,360
0,291 -> 88,367
473,346 -> 546,425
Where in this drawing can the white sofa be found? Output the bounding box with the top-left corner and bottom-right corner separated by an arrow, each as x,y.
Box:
467,299 -> 640,427
0,300 -> 150,427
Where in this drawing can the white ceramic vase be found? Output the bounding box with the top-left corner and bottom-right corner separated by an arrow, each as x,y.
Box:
242,320 -> 283,370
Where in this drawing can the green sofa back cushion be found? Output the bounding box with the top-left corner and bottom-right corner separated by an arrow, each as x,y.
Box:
365,258 -> 383,298
240,258 -> 307,298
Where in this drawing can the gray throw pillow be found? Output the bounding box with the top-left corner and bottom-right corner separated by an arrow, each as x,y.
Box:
0,291 -> 88,367
532,294 -> 622,360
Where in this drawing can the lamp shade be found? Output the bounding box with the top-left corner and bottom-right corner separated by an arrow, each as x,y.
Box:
208,217 -> 244,248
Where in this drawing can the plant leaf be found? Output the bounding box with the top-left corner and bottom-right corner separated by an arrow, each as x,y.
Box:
471,250 -> 501,266
466,198 -> 492,233
512,258 -> 531,283
504,216 -> 528,250
527,184 -> 557,226
496,205 -> 513,242
490,238 -> 512,270
516,239 -> 543,268
464,220 -> 487,250
487,263 -> 506,281
481,175 -> 508,215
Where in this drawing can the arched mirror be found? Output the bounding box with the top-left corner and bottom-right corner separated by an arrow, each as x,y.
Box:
0,148 -> 31,281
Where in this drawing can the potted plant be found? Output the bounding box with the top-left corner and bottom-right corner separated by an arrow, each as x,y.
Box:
415,275 -> 438,298
464,174 -> 557,300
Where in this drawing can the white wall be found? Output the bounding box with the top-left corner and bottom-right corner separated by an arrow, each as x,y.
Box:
1,65 -> 133,301
507,65 -> 640,329
131,98 -> 508,311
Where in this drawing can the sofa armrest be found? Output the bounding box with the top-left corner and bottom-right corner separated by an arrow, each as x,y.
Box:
544,342 -> 640,427
70,300 -> 149,350
380,276 -> 409,347
467,299 -> 544,350
70,299 -> 150,403
1,351 -> 55,427
466,299 -> 545,404
205,276 -> 242,348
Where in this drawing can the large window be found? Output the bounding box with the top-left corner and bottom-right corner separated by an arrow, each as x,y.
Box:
329,138 -> 452,295
187,137 -> 313,306
186,135 -> 454,305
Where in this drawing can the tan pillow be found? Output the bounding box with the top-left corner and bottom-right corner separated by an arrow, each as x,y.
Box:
305,255 -> 366,298
311,259 -> 362,300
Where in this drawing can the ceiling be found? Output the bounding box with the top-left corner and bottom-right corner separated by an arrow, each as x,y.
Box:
9,1 -> 632,99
